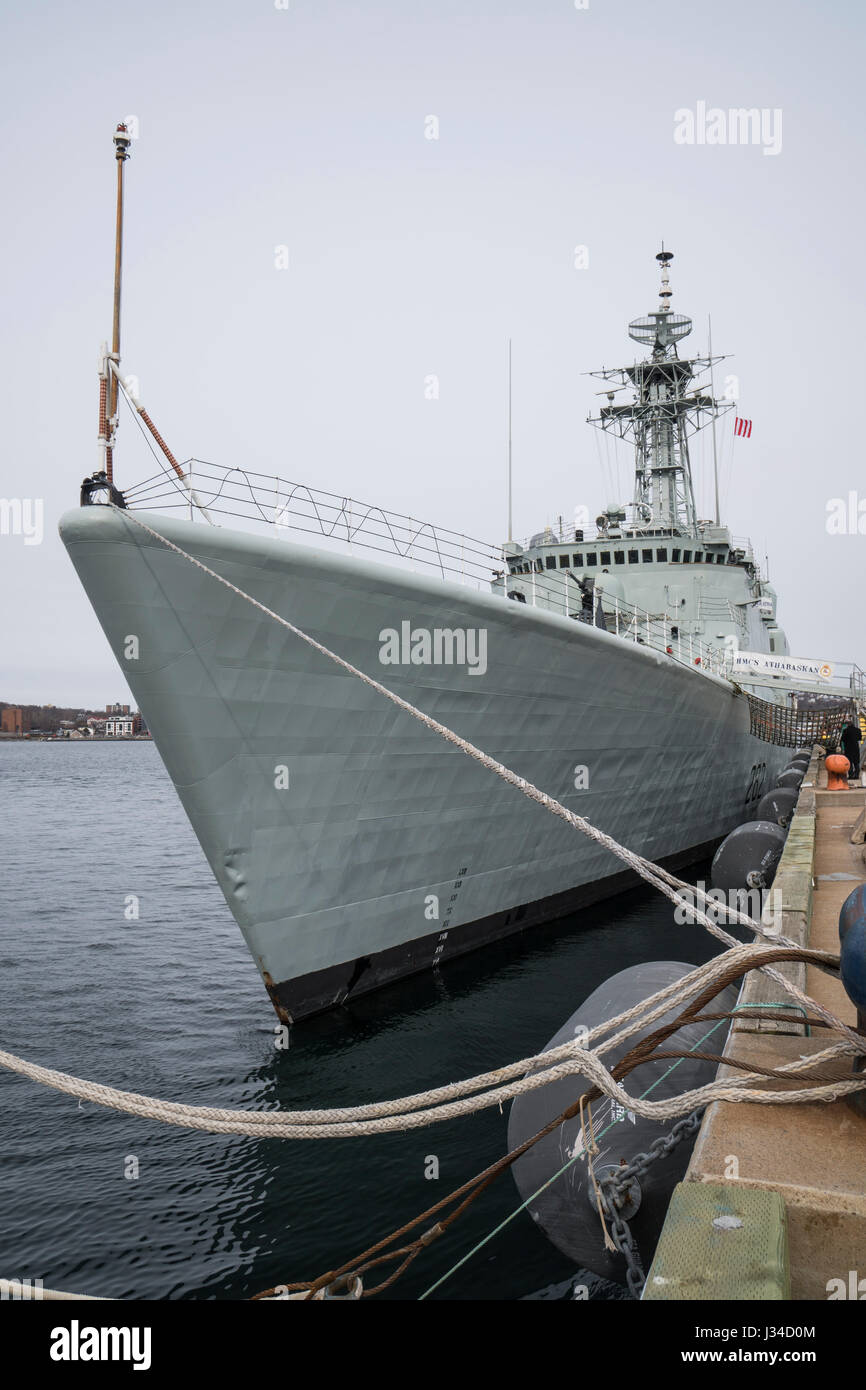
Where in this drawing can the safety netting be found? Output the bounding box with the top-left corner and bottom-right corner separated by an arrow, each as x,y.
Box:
744,693 -> 852,749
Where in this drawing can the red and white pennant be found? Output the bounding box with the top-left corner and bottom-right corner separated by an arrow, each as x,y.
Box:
734,417 -> 753,438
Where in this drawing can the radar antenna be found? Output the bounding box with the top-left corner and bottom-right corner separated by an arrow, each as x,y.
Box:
586,248 -> 734,536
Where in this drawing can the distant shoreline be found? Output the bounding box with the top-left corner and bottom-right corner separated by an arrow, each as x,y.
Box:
0,735 -> 153,743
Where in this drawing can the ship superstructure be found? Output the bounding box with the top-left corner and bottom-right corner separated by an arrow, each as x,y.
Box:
497,251 -> 789,673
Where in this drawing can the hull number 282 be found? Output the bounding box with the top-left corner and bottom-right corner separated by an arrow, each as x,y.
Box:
745,762 -> 767,803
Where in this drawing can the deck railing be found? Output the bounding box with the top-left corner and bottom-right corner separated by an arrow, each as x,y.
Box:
496,566 -> 733,678
124,458 -> 504,589
124,459 -> 859,706
123,458 -> 738,679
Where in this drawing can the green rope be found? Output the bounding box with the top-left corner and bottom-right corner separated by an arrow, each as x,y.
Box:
418,1015 -> 730,1300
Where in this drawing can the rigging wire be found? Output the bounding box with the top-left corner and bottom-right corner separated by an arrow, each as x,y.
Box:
720,418 -> 736,517
591,422 -> 610,502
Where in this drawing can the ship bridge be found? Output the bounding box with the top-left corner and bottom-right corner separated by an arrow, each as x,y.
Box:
495,523 -> 789,672
496,249 -> 791,665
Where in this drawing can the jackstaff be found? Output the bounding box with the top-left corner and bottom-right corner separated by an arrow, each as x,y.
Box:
106,122 -> 131,484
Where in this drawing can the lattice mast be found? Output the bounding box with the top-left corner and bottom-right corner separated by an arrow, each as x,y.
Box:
587,249 -> 732,535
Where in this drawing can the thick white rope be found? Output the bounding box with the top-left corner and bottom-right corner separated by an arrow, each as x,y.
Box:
3,508 -> 860,1140
0,943 -> 836,1127
0,1034 -> 862,1139
106,508 -> 861,1051
111,512 -> 771,940
6,946 -> 836,1132
0,1278 -> 108,1302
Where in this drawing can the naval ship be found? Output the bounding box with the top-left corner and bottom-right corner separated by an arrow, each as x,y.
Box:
59,130 -> 808,1021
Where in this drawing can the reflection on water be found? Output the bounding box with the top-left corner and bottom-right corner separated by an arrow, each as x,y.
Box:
0,741 -> 727,1299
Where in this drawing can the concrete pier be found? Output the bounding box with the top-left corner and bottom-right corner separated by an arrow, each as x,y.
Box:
644,747 -> 866,1300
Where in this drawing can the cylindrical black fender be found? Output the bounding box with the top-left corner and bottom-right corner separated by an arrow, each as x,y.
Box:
775,768 -> 803,790
711,820 -> 787,891
507,962 -> 738,1284
755,786 -> 799,828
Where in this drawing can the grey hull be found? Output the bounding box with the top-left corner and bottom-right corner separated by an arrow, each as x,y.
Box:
59,507 -> 787,1020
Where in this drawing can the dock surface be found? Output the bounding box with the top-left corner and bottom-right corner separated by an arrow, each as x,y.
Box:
648,751 -> 866,1300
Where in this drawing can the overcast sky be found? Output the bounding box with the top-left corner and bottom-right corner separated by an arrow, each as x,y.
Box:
1,0 -> 864,706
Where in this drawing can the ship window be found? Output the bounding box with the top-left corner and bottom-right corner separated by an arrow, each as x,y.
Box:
585,552 -> 597,566
693,551 -> 703,563
600,550 -> 611,565
656,548 -> 668,562
536,559 -> 543,572
682,550 -> 692,563
628,549 -> 639,563
545,555 -> 556,570
672,548 -> 681,561
572,553 -> 583,567
717,553 -> 726,564
559,554 -> 570,568
614,550 -> 625,564
642,548 -> 653,563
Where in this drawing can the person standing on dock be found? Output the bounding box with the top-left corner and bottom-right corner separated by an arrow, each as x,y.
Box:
840,718 -> 862,781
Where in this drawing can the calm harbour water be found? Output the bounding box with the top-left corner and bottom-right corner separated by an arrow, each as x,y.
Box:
0,740 -> 726,1301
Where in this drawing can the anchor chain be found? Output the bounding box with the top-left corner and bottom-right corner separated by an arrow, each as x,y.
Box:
597,1107 -> 706,1299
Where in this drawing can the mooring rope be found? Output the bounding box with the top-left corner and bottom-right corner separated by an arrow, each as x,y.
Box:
2,507 -> 861,1150
99,506 -> 861,1053
0,1279 -> 109,1302
0,505 -> 861,1156
3,506 -> 862,1306
1,945 -> 862,1141
101,511 -> 774,939
2,511 -> 858,1303
254,990 -> 864,1301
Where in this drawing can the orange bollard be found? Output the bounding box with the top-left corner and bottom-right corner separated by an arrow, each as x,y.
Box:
826,753 -> 851,790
